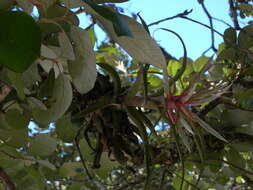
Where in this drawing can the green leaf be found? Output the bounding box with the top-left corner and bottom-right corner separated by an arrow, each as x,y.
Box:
16,0 -> 33,14
5,109 -> 29,129
217,48 -> 237,61
59,162 -> 83,177
168,60 -> 182,76
0,11 -> 41,72
87,27 -> 97,48
85,5 -> 166,69
37,160 -> 56,170
223,28 -> 237,48
22,63 -> 41,87
84,1 -> 133,37
80,139 -> 94,162
193,56 -> 209,72
238,25 -> 253,49
28,134 -> 57,157
93,153 -> 119,180
69,26 -> 97,94
222,109 -> 253,127
0,0 -> 14,11
33,74 -> 73,124
226,148 -> 245,174
230,142 -> 253,152
0,129 -> 27,148
58,32 -> 75,61
55,115 -> 77,142
7,70 -> 26,100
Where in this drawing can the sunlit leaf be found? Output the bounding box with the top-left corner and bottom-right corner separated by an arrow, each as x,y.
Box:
69,26 -> 97,94
33,74 -> 73,124
58,32 -> 75,61
85,5 -> 166,68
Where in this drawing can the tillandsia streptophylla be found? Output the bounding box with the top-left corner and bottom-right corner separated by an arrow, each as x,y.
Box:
165,69 -> 230,142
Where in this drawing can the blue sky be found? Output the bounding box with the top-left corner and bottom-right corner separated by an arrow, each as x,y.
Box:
78,0 -> 247,60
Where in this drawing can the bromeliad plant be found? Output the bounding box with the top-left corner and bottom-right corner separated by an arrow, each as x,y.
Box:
165,75 -> 229,142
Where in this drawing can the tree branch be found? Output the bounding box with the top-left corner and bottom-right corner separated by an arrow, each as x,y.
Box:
148,9 -> 193,27
199,1 -> 217,52
228,0 -> 240,29
0,168 -> 15,190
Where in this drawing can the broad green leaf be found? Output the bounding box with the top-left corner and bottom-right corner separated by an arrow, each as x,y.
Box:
33,74 -> 73,124
58,32 -> 75,61
22,63 -> 41,87
55,115 -> 77,142
28,134 -> 57,157
230,142 -> 253,152
0,0 -> 14,10
0,11 -> 41,72
87,27 -> 97,48
217,48 -> 237,61
80,139 -> 94,162
5,109 -> 29,129
93,153 -> 119,180
0,112 -> 10,129
148,75 -> 163,89
7,70 -> 26,100
69,26 -> 97,94
84,1 -> 133,37
40,44 -> 58,59
223,28 -> 237,48
85,5 -> 167,69
27,97 -> 47,110
222,166 -> 237,177
193,56 -> 209,72
37,160 -> 56,170
222,109 -> 253,127
238,25 -> 253,49
59,162 -> 83,177
168,60 -> 182,76
0,129 -> 27,148
226,148 -> 245,174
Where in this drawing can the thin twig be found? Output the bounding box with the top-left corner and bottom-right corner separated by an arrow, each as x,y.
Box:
74,127 -> 93,180
213,17 -> 232,27
158,28 -> 188,84
180,16 -> 223,37
199,1 -> 217,52
148,9 -> 193,27
228,0 -> 241,29
158,168 -> 167,189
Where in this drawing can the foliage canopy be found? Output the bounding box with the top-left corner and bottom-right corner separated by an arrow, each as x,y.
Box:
0,0 -> 253,189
